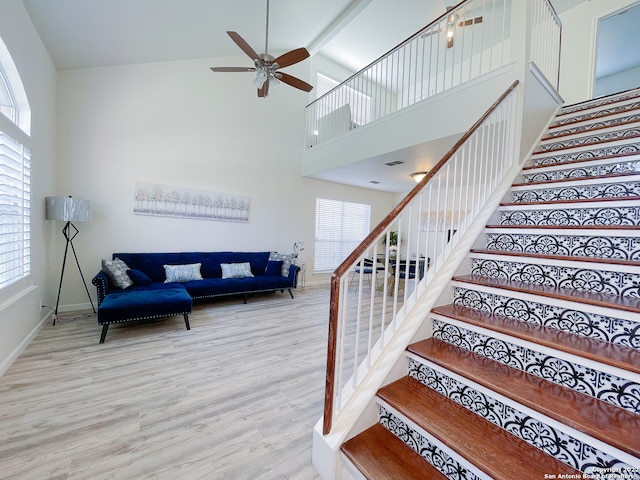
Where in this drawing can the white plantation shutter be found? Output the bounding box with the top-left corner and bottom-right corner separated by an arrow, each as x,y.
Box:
314,198 -> 371,273
0,131 -> 30,288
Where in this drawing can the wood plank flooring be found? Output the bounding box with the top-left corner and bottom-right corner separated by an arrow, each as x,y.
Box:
0,286 -> 331,480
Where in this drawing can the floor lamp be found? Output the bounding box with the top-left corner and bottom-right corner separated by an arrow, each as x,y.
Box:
46,196 -> 96,324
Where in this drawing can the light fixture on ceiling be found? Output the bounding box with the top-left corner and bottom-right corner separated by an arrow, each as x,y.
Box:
411,171 -> 428,183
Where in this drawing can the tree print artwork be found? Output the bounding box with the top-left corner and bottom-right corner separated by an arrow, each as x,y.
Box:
134,182 -> 249,222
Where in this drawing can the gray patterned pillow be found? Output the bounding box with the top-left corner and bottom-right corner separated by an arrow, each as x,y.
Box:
102,257 -> 134,289
221,262 -> 254,279
163,263 -> 203,283
268,252 -> 295,277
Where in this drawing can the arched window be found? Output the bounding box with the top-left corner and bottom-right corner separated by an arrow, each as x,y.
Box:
0,36 -> 31,290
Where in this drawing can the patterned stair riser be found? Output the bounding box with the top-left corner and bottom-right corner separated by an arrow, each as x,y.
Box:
510,181 -> 640,203
485,232 -> 640,260
432,319 -> 640,415
551,101 -> 640,128
452,286 -> 640,349
471,258 -> 640,298
499,205 -> 640,227
531,142 -> 640,167
521,159 -> 640,183
377,405 -> 482,480
538,127 -> 640,152
407,359 -> 632,473
559,90 -> 640,116
544,113 -> 640,140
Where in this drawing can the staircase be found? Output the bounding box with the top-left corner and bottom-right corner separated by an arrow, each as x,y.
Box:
340,88 -> 640,479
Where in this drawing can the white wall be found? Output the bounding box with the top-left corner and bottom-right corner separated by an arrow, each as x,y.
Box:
595,64 -> 640,97
0,0 -> 57,374
558,0 -> 638,104
54,56 -> 394,307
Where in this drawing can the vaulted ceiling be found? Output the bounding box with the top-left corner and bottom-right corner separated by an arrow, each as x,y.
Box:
23,0 -> 593,73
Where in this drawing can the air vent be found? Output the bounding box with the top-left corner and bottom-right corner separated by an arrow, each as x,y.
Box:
369,180 -> 380,184
384,160 -> 404,167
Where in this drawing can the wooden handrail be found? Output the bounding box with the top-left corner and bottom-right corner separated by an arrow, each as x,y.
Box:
322,79 -> 520,435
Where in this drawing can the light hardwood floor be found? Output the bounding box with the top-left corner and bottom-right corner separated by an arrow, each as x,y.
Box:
0,286 -> 332,479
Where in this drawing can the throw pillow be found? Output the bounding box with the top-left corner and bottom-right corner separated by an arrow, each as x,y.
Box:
268,252 -> 295,277
102,258 -> 134,289
265,260 -> 284,277
221,262 -> 254,279
127,269 -> 152,286
164,263 -> 203,283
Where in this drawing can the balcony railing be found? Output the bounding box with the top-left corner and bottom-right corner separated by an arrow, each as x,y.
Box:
305,0 -> 561,150
323,81 -> 520,435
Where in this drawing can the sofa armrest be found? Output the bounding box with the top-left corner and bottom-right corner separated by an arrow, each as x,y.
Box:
288,264 -> 301,288
92,270 -> 111,306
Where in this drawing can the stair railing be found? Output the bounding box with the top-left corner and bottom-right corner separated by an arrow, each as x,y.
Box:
322,80 -> 521,435
528,0 -> 562,88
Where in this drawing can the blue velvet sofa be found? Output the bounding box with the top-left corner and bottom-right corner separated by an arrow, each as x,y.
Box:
92,251 -> 300,343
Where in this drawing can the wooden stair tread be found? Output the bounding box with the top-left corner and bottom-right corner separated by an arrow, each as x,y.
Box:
555,96 -> 640,118
470,248 -> 640,268
341,423 -> 448,480
541,117 -> 640,141
532,133 -> 640,155
407,338 -> 640,458
485,224 -> 640,232
500,195 -> 640,207
452,274 -> 640,314
523,150 -> 640,170
377,377 -> 582,479
551,104 -> 640,128
512,171 -> 640,188
431,303 -> 640,374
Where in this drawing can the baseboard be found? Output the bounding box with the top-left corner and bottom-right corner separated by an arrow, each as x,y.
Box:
0,309 -> 51,378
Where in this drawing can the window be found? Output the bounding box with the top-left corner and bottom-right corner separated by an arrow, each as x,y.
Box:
316,72 -> 372,127
0,37 -> 31,289
314,198 -> 371,273
0,65 -> 16,124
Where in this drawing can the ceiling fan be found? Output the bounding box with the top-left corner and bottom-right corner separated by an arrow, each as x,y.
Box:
210,0 -> 313,98
421,6 -> 483,48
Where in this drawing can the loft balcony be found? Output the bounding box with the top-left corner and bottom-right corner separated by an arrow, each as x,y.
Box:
301,0 -> 562,193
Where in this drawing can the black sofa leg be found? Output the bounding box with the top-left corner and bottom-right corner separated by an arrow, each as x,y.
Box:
99,324 -> 109,344
184,313 -> 190,330
288,289 -> 294,299
243,294 -> 247,304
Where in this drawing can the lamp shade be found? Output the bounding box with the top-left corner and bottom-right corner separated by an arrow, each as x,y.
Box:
46,196 -> 91,222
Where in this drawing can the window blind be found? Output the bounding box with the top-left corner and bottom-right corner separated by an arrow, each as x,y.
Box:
314,198 -> 371,273
0,131 -> 30,288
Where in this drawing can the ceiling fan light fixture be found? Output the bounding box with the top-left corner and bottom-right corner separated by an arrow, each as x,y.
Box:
253,70 -> 268,88
411,171 -> 428,183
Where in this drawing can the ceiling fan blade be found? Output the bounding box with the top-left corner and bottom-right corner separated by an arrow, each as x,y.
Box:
227,31 -> 260,61
273,48 -> 310,68
258,79 -> 270,98
276,72 -> 313,92
210,67 -> 256,72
